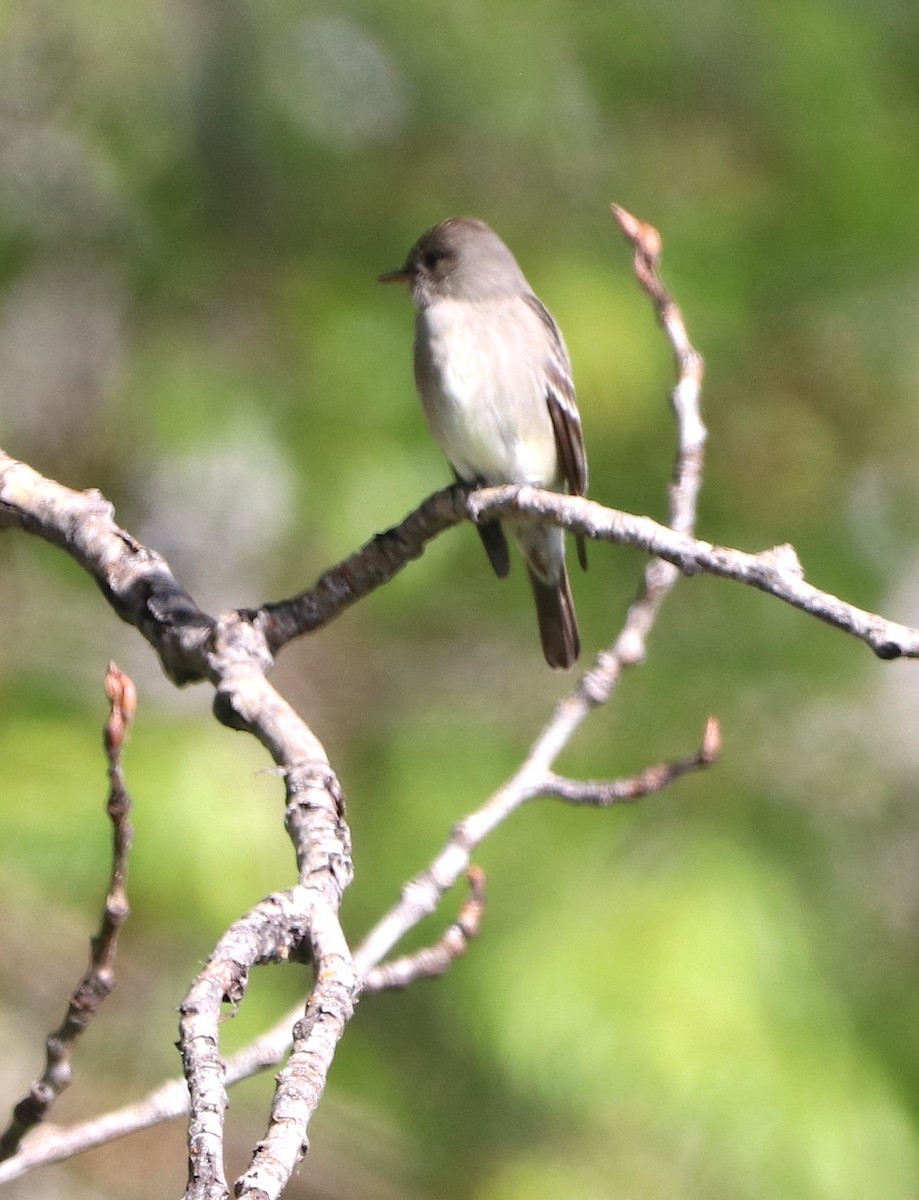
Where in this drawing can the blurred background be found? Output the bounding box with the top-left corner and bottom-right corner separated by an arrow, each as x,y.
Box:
2,0 -> 919,1196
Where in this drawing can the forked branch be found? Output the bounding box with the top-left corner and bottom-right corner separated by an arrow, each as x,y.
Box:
0,205 -> 908,1198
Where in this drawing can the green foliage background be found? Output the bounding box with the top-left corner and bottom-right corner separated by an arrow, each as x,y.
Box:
2,1 -> 919,1196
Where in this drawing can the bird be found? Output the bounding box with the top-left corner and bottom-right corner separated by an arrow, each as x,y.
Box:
379,216 -> 588,668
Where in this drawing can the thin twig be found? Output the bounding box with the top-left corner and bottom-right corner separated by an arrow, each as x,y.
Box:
543,717 -> 720,806
363,868 -> 487,995
0,664 -> 136,1161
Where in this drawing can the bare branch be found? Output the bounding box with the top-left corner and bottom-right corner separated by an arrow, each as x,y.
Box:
0,1020 -> 317,1188
543,717 -> 721,806
179,675 -> 358,1200
362,868 -> 487,995
2,204 -> 910,1197
353,205 -> 709,977
180,887 -> 358,1200
0,664 -> 136,1161
462,492 -> 919,660
258,488 -> 461,653
0,457 -> 359,1198
0,1079 -> 190,1184
233,899 -> 358,1200
0,458 -> 214,686
611,202 -> 707,472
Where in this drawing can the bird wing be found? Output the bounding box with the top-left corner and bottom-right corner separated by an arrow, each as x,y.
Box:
524,293 -> 588,570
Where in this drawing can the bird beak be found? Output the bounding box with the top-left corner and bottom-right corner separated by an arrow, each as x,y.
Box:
378,267 -> 411,284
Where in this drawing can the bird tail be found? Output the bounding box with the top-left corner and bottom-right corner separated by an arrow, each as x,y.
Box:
526,564 -> 580,670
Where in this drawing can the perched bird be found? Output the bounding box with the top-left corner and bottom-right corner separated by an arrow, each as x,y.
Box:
379,217 -> 588,668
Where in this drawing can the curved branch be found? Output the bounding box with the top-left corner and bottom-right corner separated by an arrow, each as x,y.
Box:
0,458 -> 214,685
543,717 -> 720,806
464,491 -> 918,660
0,665 -> 136,1161
362,868 -> 487,995
2,204 -> 909,1198
0,456 -> 359,1200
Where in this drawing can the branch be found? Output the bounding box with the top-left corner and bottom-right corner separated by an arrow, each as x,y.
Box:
462,493 -> 919,660
0,208 -> 715,1183
0,1079 -> 191,1184
353,204 -> 711,977
262,475 -> 917,663
0,460 -> 359,1198
0,664 -> 136,1161
179,650 -> 358,1200
257,488 -> 460,653
543,717 -> 720,805
0,1026 -> 312,1187
0,865 -> 484,1182
181,886 -> 356,1200
362,868 -> 487,995
0,460 -> 214,686
1,204 -> 908,1196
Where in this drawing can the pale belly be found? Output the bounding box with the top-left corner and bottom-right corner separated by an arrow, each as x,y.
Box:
414,298 -> 560,488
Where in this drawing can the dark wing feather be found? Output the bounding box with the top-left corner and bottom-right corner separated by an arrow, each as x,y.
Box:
524,293 -> 589,570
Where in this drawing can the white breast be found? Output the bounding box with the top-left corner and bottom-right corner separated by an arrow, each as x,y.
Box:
414,297 -> 559,487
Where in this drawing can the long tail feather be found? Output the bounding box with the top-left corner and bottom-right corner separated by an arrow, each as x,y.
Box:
526,565 -> 580,669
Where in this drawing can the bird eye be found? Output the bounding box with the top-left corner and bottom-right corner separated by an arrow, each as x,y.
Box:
422,249 -> 441,270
